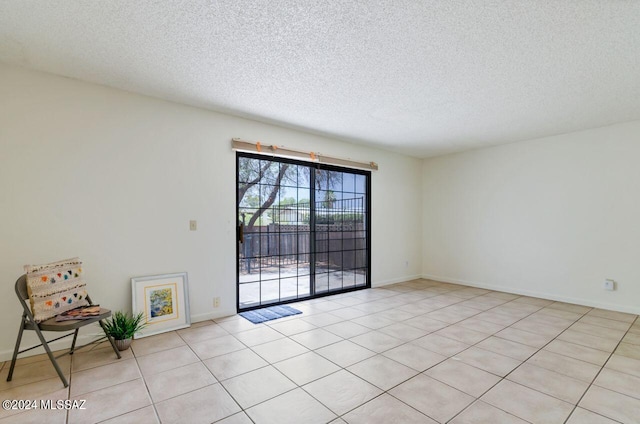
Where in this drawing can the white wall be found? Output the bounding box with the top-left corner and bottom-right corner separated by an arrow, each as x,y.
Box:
422,121 -> 640,314
0,64 -> 423,359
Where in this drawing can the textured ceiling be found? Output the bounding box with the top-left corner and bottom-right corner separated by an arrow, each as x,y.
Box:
1,1 -> 639,158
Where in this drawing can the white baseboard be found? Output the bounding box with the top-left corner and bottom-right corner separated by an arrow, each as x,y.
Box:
421,273 -> 640,315
373,274 -> 423,288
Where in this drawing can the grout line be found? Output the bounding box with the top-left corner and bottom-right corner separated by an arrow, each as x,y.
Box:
561,315 -> 639,424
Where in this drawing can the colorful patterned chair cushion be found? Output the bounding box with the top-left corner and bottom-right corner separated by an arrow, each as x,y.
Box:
24,257 -> 89,322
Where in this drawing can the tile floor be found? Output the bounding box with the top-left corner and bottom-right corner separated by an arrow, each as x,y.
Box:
1,279 -> 639,423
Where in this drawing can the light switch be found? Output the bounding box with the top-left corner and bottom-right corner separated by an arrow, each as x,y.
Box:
189,220 -> 197,231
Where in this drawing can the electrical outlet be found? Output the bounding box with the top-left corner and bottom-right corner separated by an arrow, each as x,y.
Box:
213,297 -> 220,308
190,220 -> 197,231
603,279 -> 615,291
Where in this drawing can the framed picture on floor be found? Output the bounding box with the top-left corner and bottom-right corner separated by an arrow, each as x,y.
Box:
132,272 -> 191,338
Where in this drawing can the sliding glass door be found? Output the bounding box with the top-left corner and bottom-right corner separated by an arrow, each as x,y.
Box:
237,152 -> 370,311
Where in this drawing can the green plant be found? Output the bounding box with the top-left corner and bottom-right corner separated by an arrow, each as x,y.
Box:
103,311 -> 146,340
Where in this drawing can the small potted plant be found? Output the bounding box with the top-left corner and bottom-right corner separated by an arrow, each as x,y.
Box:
103,311 -> 146,351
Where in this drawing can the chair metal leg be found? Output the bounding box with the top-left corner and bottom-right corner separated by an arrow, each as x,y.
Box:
6,315 -> 26,382
99,320 -> 122,359
69,329 -> 80,354
32,325 -> 69,387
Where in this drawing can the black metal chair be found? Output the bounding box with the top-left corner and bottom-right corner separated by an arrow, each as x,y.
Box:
6,274 -> 121,387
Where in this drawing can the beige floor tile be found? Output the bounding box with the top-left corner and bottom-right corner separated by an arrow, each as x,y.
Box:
251,337 -> 309,363
218,317 -> 264,334
246,388 -> 336,424
622,332 -> 640,346
302,370 -> 382,415
274,351 -> 340,385
68,378 -> 151,424
579,315 -> 632,331
615,342 -> 640,360
537,307 -> 583,321
498,303 -> 541,315
510,320 -> 566,338
70,358 -> 141,397
100,406 -> 160,424
512,296 -> 553,307
267,318 -> 317,336
316,340 -> 376,367
474,311 -> 520,326
329,307 -> 370,320
203,348 -> 268,380
546,302 -> 591,314
570,322 -> 627,341
349,330 -> 404,353
0,407 -> 67,424
71,344 -> 133,373
374,308 -> 418,322
434,325 -> 489,345
566,407 -> 619,424
377,322 -> 428,341
460,296 -> 508,311
300,312 -> 343,327
0,377 -> 67,411
527,350 -> 601,382
189,334 -> 246,360
481,380 -> 573,423
136,345 -> 200,377
0,386 -> 67,421
0,355 -> 71,390
485,291 -> 520,300
475,336 -> 537,361
131,332 -> 185,357
587,309 -> 637,323
216,412 -> 253,424
344,393 -> 437,424
403,315 -> 450,332
323,321 -> 370,338
290,328 -> 342,350
155,383 -> 241,424
177,322 -> 229,344
558,329 -> 618,352
3,350 -> 62,368
457,317 -> 507,334
606,354 -> 640,378
347,355 -> 418,390
222,365 -> 296,409
507,363 -> 589,403
495,327 -> 553,348
579,385 -> 640,423
390,374 -> 474,423
426,358 -> 501,397
423,305 -> 479,324
449,400 -> 529,424
382,343 -> 447,371
453,347 -> 521,377
351,314 -> 396,330
145,362 -> 216,403
594,368 -> 640,400
543,339 -> 610,366
311,300 -> 344,312
233,326 -> 285,347
411,333 -> 470,356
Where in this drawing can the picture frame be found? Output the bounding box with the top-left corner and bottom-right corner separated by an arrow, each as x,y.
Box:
131,272 -> 191,338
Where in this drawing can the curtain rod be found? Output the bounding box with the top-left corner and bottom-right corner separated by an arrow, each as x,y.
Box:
231,138 -> 379,171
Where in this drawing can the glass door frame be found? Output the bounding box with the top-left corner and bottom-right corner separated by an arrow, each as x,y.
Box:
236,152 -> 372,312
